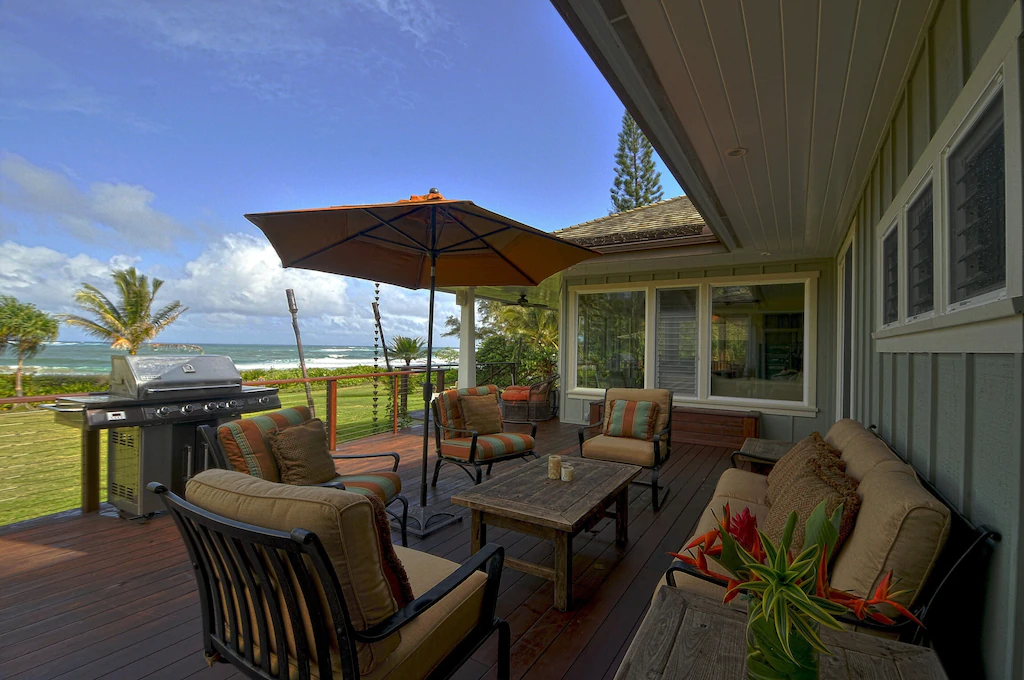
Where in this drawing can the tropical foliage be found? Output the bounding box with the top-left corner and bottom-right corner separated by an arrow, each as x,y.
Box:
388,335 -> 426,365
0,297 -> 60,397
62,267 -> 187,355
672,502 -> 921,678
610,110 -> 664,213
444,300 -> 558,383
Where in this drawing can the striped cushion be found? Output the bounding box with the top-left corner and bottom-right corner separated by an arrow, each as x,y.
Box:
437,385 -> 501,439
440,432 -> 535,461
332,472 -> 403,504
218,406 -> 311,482
603,399 -> 659,440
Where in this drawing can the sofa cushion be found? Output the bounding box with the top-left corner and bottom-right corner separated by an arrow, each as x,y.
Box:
185,469 -> 402,674
582,434 -> 655,467
268,418 -> 339,485
217,406 -> 311,482
763,470 -> 860,554
766,433 -> 843,505
604,399 -> 660,440
365,547 -> 488,680
460,393 -> 503,435
836,431 -> 900,481
712,468 -> 769,507
605,388 -> 672,435
831,460 -> 950,608
332,472 -> 403,504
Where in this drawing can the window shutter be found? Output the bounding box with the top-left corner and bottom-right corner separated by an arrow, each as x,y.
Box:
907,185 -> 933,317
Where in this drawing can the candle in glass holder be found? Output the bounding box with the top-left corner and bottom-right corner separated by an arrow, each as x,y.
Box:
560,464 -> 575,482
547,455 -> 562,480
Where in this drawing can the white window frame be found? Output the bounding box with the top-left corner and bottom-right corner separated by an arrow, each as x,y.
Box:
836,226 -> 856,422
566,272 -> 819,417
879,219 -> 901,330
904,170 -> 937,324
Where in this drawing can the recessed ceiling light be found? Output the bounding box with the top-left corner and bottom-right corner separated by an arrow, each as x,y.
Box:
726,147 -> 747,157
761,251 -> 772,256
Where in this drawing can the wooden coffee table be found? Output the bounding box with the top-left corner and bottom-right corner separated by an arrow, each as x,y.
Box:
451,456 -> 641,611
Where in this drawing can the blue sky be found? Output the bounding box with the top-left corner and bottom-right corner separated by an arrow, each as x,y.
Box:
0,0 -> 680,346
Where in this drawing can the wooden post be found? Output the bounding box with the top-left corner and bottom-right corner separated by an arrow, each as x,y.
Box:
82,429 -> 100,513
326,379 -> 338,451
436,369 -> 445,393
392,375 -> 399,434
286,289 -> 316,417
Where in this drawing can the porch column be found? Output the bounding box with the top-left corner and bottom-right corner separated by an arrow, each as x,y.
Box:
457,287 -> 476,388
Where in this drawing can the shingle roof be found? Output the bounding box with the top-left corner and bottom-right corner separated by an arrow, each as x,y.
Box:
554,195 -> 707,248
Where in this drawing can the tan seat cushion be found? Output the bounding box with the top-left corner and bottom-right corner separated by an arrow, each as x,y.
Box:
765,432 -> 843,505
459,393 -> 503,435
712,468 -> 769,507
185,469 -> 401,675
581,434 -> 655,466
267,418 -> 339,485
365,547 -> 488,680
831,461 -> 950,608
604,388 -> 672,435
763,470 -> 860,554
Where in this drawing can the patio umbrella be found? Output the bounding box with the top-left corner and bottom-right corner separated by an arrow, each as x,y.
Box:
246,190 -> 600,536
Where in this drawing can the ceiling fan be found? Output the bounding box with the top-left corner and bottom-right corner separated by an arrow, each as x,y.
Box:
513,293 -> 547,309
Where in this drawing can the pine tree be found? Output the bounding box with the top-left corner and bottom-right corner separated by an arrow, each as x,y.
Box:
610,111 -> 664,213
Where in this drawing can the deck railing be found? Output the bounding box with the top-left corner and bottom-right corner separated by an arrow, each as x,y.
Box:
0,364 -> 520,527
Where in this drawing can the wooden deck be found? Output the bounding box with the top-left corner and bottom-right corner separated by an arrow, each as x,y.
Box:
0,419 -> 732,680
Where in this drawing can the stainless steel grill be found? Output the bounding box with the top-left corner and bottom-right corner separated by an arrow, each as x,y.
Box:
49,355 -> 280,517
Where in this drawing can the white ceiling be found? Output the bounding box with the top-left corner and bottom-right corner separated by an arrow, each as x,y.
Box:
610,0 -> 934,258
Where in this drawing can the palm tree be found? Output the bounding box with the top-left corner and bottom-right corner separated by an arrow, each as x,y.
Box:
0,296 -> 60,397
389,335 -> 425,415
62,267 -> 187,355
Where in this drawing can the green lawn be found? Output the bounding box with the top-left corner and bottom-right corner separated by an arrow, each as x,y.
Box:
0,383 -> 399,526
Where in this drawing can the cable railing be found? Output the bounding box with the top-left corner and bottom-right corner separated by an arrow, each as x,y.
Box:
0,364 -> 522,527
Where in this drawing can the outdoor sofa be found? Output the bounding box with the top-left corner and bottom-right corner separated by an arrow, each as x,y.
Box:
658,418 -> 1000,677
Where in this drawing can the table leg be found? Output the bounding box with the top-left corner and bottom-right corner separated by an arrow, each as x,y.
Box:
554,532 -> 572,611
82,429 -> 101,513
470,510 -> 486,554
615,488 -> 628,547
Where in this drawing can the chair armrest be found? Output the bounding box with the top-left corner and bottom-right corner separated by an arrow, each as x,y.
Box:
331,451 -> 400,472
730,452 -> 784,469
354,543 -> 505,642
503,420 -> 538,438
578,422 -> 603,448
437,422 -> 479,438
652,425 -> 671,464
664,557 -> 728,589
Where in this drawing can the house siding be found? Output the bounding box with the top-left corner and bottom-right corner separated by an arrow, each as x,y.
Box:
558,259 -> 836,440
841,3 -> 1022,677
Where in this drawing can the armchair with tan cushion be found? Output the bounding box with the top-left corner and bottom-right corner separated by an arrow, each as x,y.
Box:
578,388 -> 673,510
153,469 -> 509,680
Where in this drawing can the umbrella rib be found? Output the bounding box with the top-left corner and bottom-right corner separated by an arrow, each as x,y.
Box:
362,208 -> 430,251
437,225 -> 511,253
284,205 -> 424,266
449,206 -> 597,252
361,231 -> 433,254
444,212 -> 541,285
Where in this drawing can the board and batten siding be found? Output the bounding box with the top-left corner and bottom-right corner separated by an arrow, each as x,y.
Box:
557,259 -> 836,441
838,2 -> 1023,678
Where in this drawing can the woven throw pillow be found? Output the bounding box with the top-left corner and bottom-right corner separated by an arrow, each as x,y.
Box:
366,493 -> 414,608
766,432 -> 843,505
603,399 -> 660,440
763,471 -> 861,554
460,393 -> 503,434
267,418 -> 338,485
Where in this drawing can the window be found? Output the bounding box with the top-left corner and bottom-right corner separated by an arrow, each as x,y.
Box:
882,227 -> 899,324
948,93 -> 1005,304
907,185 -> 934,317
576,290 -> 645,389
655,288 -> 698,396
710,283 -> 805,402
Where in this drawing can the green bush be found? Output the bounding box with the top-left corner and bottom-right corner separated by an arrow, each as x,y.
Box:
0,373 -> 108,404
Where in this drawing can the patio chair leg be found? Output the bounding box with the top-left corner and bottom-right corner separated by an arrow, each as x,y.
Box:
397,495 -> 409,546
432,458 -> 443,487
474,465 -> 483,485
486,463 -> 493,476
497,620 -> 511,680
651,468 -> 666,511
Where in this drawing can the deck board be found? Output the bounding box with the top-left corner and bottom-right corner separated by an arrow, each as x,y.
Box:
0,418 -> 731,680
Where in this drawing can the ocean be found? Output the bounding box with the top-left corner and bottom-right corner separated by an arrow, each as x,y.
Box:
5,342 -> 452,376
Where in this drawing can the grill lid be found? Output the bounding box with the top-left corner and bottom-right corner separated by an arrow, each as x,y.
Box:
109,355 -> 243,400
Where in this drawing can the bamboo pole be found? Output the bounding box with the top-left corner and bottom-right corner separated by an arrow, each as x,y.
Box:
286,289 -> 316,417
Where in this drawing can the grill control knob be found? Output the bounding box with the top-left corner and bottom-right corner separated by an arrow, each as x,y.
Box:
218,402 -> 229,410
156,406 -> 172,417
258,396 -> 271,405
204,402 -> 218,412
228,400 -> 240,409
180,404 -> 194,415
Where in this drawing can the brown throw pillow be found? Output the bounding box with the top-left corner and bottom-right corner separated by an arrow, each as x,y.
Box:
766,432 -> 843,506
267,418 -> 338,485
460,393 -> 503,434
366,493 -> 414,608
763,471 -> 861,554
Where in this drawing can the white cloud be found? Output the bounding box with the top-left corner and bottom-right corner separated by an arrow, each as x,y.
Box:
0,234 -> 457,345
0,153 -> 191,251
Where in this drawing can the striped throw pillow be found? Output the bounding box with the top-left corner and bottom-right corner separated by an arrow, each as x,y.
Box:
603,399 -> 660,440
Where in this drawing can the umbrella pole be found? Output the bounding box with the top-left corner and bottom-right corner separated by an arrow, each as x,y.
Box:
405,207 -> 462,538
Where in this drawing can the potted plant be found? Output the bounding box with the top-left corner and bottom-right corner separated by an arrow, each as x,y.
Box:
671,502 -> 921,679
